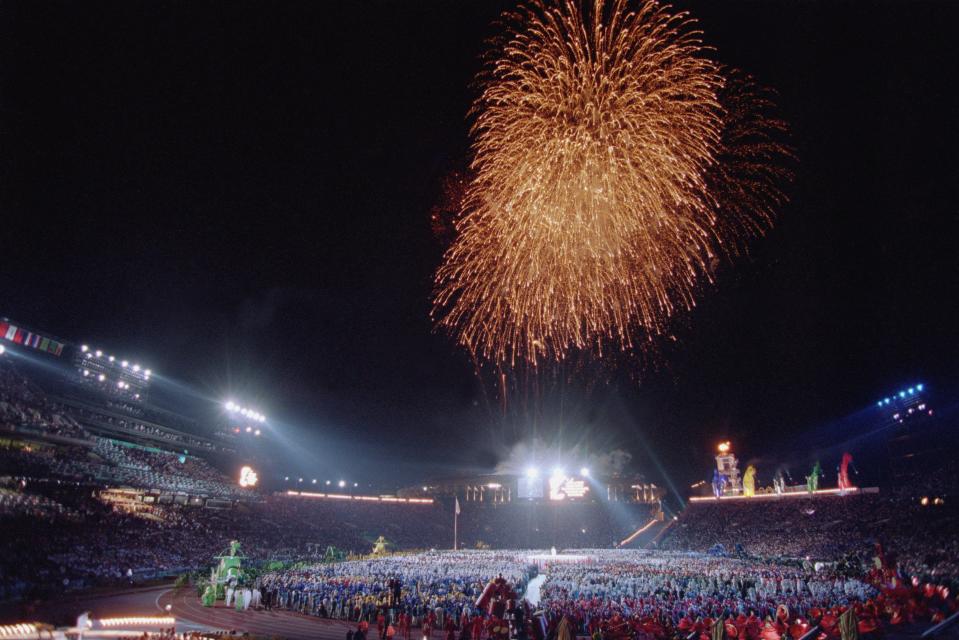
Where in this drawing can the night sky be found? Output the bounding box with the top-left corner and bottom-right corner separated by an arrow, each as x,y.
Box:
2,1 -> 957,495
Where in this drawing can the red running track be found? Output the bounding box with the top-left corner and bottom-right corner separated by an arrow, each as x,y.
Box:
161,589 -> 444,640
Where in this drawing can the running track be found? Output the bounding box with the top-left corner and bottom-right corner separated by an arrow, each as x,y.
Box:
162,589 -> 445,640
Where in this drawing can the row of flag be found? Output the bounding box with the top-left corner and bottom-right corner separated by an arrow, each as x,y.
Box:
0,321 -> 65,357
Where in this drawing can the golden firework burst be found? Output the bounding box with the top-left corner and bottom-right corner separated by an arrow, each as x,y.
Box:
433,0 -> 791,367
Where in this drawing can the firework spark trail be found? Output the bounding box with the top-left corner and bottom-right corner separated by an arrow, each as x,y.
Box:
706,68 -> 795,255
433,0 -> 792,368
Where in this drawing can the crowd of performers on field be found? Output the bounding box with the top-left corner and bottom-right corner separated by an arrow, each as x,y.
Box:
246,548 -> 957,640
712,454 -> 858,499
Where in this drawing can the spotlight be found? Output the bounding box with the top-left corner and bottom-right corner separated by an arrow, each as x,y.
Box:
0,345 -> 4,355
108,356 -> 115,362
81,345 -> 89,352
311,479 -> 317,484
551,466 -> 565,479
284,476 -> 289,481
132,364 -> 140,372
325,480 -> 331,486
122,361 -> 128,367
338,480 -> 346,488
254,429 -> 261,436
95,350 -> 102,357
97,374 -> 106,382
917,384 -> 924,391
225,401 -> 236,411
580,467 -> 590,477
525,467 -> 539,478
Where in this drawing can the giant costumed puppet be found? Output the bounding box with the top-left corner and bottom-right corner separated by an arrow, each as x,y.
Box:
837,452 -> 857,495
773,469 -> 787,495
712,469 -> 729,498
743,465 -> 757,497
807,461 -> 822,493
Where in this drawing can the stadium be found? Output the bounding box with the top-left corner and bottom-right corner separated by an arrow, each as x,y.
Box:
2,316 -> 958,640
2,1 -> 958,640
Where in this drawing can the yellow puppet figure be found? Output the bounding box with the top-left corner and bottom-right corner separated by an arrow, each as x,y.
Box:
743,465 -> 757,497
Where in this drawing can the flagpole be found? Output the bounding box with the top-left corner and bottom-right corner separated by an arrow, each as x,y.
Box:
454,498 -> 459,550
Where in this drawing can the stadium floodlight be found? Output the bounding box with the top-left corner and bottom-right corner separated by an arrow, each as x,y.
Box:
525,466 -> 539,478
338,480 -> 346,488
81,345 -> 89,352
580,467 -> 590,477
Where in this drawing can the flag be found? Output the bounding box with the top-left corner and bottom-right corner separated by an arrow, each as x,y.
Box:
455,497 -> 461,515
4,324 -> 18,341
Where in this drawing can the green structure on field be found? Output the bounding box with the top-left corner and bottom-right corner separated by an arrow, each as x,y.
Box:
202,540 -> 247,607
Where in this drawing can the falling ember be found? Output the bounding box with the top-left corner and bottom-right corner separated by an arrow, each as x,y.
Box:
433,0 -> 792,367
